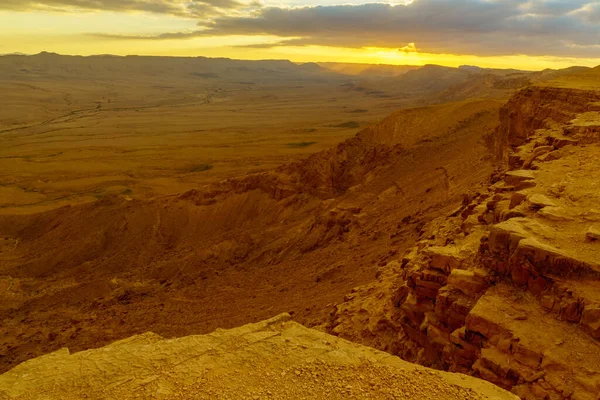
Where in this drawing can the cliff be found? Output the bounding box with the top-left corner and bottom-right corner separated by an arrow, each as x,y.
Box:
329,84 -> 600,400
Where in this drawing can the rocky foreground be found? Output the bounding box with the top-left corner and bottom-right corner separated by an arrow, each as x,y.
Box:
330,82 -> 600,400
2,67 -> 600,400
0,314 -> 516,400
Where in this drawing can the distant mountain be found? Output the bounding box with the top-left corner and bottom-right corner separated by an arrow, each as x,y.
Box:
358,64 -> 595,104
0,52 -> 346,84
318,62 -> 420,78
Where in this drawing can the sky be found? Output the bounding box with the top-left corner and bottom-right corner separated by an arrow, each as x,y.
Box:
1,0 -> 600,69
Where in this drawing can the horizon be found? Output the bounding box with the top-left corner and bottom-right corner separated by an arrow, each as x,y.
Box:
2,51 -> 598,73
2,1 -> 600,71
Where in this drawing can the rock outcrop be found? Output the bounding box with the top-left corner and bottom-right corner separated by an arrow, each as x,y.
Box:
0,314 -> 517,400
329,83 -> 600,399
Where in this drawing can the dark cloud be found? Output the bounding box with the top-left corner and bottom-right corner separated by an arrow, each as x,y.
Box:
194,0 -> 600,57
0,0 -> 243,17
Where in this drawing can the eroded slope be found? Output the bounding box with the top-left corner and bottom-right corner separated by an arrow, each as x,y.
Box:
0,98 -> 500,373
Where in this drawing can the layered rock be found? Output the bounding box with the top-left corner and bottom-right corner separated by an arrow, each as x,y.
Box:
329,84 -> 600,399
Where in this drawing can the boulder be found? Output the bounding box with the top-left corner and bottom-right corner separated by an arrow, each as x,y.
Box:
581,306 -> 600,339
527,194 -> 556,209
586,226 -> 600,241
509,192 -> 527,209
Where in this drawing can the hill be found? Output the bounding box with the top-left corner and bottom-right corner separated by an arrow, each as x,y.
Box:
318,62 -> 420,77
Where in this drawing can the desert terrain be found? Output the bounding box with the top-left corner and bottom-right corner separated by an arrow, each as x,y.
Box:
1,54 -> 600,399
0,54 -> 556,215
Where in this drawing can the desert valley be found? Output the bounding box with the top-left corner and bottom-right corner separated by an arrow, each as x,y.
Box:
1,50 -> 600,400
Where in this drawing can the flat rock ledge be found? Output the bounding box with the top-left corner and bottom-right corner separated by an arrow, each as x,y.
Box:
0,314 -> 517,400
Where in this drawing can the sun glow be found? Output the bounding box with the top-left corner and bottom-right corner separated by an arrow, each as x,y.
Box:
1,8 -> 599,70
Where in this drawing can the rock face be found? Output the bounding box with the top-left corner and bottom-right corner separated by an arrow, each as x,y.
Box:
329,83 -> 600,399
0,314 -> 517,400
494,86 -> 600,164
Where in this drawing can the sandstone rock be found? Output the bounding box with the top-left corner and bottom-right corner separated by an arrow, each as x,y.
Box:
424,246 -> 462,273
586,226 -> 600,241
527,194 -> 556,209
530,383 -> 550,399
500,208 -> 526,221
515,180 -> 537,190
514,237 -> 599,279
462,214 -> 481,233
427,324 -> 451,348
435,287 -> 477,331
508,154 -> 524,170
560,299 -> 583,323
538,206 -> 574,221
421,268 -> 448,285
477,348 -> 513,382
415,277 -> 444,291
465,312 -> 510,343
447,269 -> 488,295
540,295 -> 555,311
328,87 -> 600,400
523,145 -> 554,169
581,209 -> 600,222
504,170 -> 536,187
538,150 -> 562,162
552,137 -> 579,148
488,220 -> 530,255
512,341 -> 542,369
509,192 -> 527,209
581,306 -> 600,339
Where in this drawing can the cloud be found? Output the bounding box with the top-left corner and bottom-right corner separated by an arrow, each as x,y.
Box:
573,2 -> 600,22
518,0 -> 590,16
398,43 -> 418,54
0,0 -> 245,17
190,0 -> 600,57
10,0 -> 600,58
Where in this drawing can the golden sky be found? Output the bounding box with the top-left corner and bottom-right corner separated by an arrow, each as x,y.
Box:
1,1 -> 600,70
